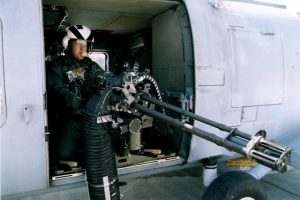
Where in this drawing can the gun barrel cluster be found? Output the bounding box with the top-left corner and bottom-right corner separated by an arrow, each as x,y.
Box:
132,95 -> 291,173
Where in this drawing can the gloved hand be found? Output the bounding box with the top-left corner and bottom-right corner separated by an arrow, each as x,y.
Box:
105,73 -> 123,87
95,72 -> 123,89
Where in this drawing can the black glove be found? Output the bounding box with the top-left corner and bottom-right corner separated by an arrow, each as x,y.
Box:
95,72 -> 123,89
105,74 -> 123,87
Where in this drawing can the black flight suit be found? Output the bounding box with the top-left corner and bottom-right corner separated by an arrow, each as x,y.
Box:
46,54 -> 104,163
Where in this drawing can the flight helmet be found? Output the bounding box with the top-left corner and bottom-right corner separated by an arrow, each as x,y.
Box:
62,25 -> 94,52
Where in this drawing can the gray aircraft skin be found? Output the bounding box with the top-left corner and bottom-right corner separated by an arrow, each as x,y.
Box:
1,0 -> 300,198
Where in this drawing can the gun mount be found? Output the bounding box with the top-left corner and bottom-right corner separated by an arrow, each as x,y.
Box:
99,69 -> 291,173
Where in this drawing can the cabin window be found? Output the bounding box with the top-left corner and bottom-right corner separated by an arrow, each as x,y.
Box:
89,51 -> 109,71
0,20 -> 7,127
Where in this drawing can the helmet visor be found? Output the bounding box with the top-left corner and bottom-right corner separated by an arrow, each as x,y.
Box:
74,39 -> 87,46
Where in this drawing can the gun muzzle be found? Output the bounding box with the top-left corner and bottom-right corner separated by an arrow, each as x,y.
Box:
243,136 -> 291,172
249,149 -> 290,173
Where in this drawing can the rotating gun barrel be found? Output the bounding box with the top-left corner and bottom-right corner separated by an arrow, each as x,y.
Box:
131,94 -> 291,173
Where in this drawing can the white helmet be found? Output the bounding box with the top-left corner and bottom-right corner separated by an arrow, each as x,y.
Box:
62,25 -> 94,51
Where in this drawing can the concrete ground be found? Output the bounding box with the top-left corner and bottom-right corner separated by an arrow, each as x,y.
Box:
3,162 -> 300,200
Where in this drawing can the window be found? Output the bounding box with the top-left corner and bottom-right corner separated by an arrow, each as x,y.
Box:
89,51 -> 109,71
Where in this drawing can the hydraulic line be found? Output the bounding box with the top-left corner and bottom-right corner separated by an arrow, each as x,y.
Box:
135,75 -> 163,102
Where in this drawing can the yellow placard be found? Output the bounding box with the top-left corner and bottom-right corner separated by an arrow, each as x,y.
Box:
226,159 -> 256,167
